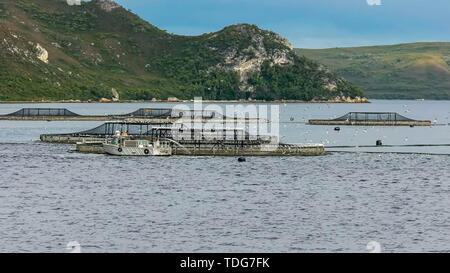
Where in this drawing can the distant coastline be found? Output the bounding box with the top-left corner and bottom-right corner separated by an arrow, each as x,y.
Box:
0,98 -> 371,104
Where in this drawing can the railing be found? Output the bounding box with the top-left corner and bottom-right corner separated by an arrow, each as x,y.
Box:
3,108 -> 223,119
6,108 -> 80,117
333,112 -> 414,122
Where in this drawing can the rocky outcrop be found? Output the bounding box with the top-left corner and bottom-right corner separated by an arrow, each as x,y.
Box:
97,0 -> 120,12
212,24 -> 295,91
326,96 -> 369,103
209,24 -> 347,94
66,0 -> 81,6
35,43 -> 48,63
111,88 -> 120,101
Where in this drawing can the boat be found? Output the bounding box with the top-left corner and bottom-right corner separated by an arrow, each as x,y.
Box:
103,131 -> 172,156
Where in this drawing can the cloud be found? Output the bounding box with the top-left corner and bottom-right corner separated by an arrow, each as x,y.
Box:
366,0 -> 382,6
67,0 -> 81,6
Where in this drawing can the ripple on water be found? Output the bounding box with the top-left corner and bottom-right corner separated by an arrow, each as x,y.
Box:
0,142 -> 449,252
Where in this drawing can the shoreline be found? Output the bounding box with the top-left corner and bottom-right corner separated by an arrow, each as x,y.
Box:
0,99 -> 371,104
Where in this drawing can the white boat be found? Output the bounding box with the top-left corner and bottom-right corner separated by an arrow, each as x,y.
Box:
103,132 -> 172,156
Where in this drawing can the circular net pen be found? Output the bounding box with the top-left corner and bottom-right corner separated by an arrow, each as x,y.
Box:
122,109 -> 221,119
124,109 -> 172,118
6,108 -> 80,117
309,112 -> 431,126
72,122 -> 166,137
333,112 -> 414,122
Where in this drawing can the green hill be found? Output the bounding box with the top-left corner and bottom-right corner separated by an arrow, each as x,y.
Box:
0,0 -> 363,102
295,43 -> 450,99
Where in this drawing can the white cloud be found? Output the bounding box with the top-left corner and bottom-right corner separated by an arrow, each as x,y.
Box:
366,0 -> 382,6
67,0 -> 81,6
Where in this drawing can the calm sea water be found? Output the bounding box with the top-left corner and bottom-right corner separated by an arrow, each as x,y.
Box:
0,100 -> 449,252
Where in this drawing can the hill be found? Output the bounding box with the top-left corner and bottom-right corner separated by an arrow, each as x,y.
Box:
0,0 -> 363,102
295,43 -> 450,99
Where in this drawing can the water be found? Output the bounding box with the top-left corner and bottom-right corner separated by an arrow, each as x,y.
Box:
0,100 -> 449,252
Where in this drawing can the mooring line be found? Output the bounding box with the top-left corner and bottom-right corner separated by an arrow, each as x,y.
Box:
326,144 -> 450,148
327,150 -> 450,156
276,122 -> 449,126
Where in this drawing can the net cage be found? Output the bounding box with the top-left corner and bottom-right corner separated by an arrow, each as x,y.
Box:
6,108 -> 80,117
173,110 -> 219,119
125,108 -> 172,118
4,108 -> 222,119
70,122 -> 271,142
124,108 -> 220,119
332,112 -> 414,122
74,122 -> 160,136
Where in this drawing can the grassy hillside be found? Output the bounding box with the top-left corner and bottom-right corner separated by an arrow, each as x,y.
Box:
295,43 -> 450,99
0,0 -> 363,102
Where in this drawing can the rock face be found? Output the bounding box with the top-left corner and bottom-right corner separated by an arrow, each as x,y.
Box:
206,24 -> 352,96
111,88 -> 119,101
66,0 -> 81,6
97,0 -> 120,12
35,43 -> 48,64
212,24 -> 295,91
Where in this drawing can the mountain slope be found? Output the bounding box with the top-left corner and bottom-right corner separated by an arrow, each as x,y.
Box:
0,0 -> 363,101
295,43 -> 450,99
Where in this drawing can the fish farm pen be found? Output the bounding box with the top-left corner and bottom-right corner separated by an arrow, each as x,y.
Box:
38,121 -> 324,156
0,108 -> 261,123
72,127 -> 324,156
40,121 -> 171,143
309,112 -> 432,126
7,108 -> 323,156
40,119 -> 271,144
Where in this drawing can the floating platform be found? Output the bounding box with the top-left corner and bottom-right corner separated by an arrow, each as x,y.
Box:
309,112 -> 431,126
76,141 -> 324,156
52,123 -> 324,156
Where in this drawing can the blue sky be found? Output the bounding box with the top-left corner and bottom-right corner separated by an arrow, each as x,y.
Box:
113,0 -> 449,49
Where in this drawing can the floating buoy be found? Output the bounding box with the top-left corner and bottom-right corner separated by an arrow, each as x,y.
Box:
238,157 -> 246,162
410,125 -> 414,128
334,127 -> 341,131
376,140 -> 383,146
290,117 -> 294,121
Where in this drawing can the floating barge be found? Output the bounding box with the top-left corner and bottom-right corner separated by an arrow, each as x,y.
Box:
76,142 -> 324,156
76,138 -> 324,157
309,112 -> 431,126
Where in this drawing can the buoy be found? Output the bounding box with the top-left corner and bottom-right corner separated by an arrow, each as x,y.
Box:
238,157 -> 246,162
290,117 -> 294,121
376,140 -> 383,146
410,125 -> 414,128
334,127 -> 341,131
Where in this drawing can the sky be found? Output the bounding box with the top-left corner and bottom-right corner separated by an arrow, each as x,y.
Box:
111,0 -> 450,49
